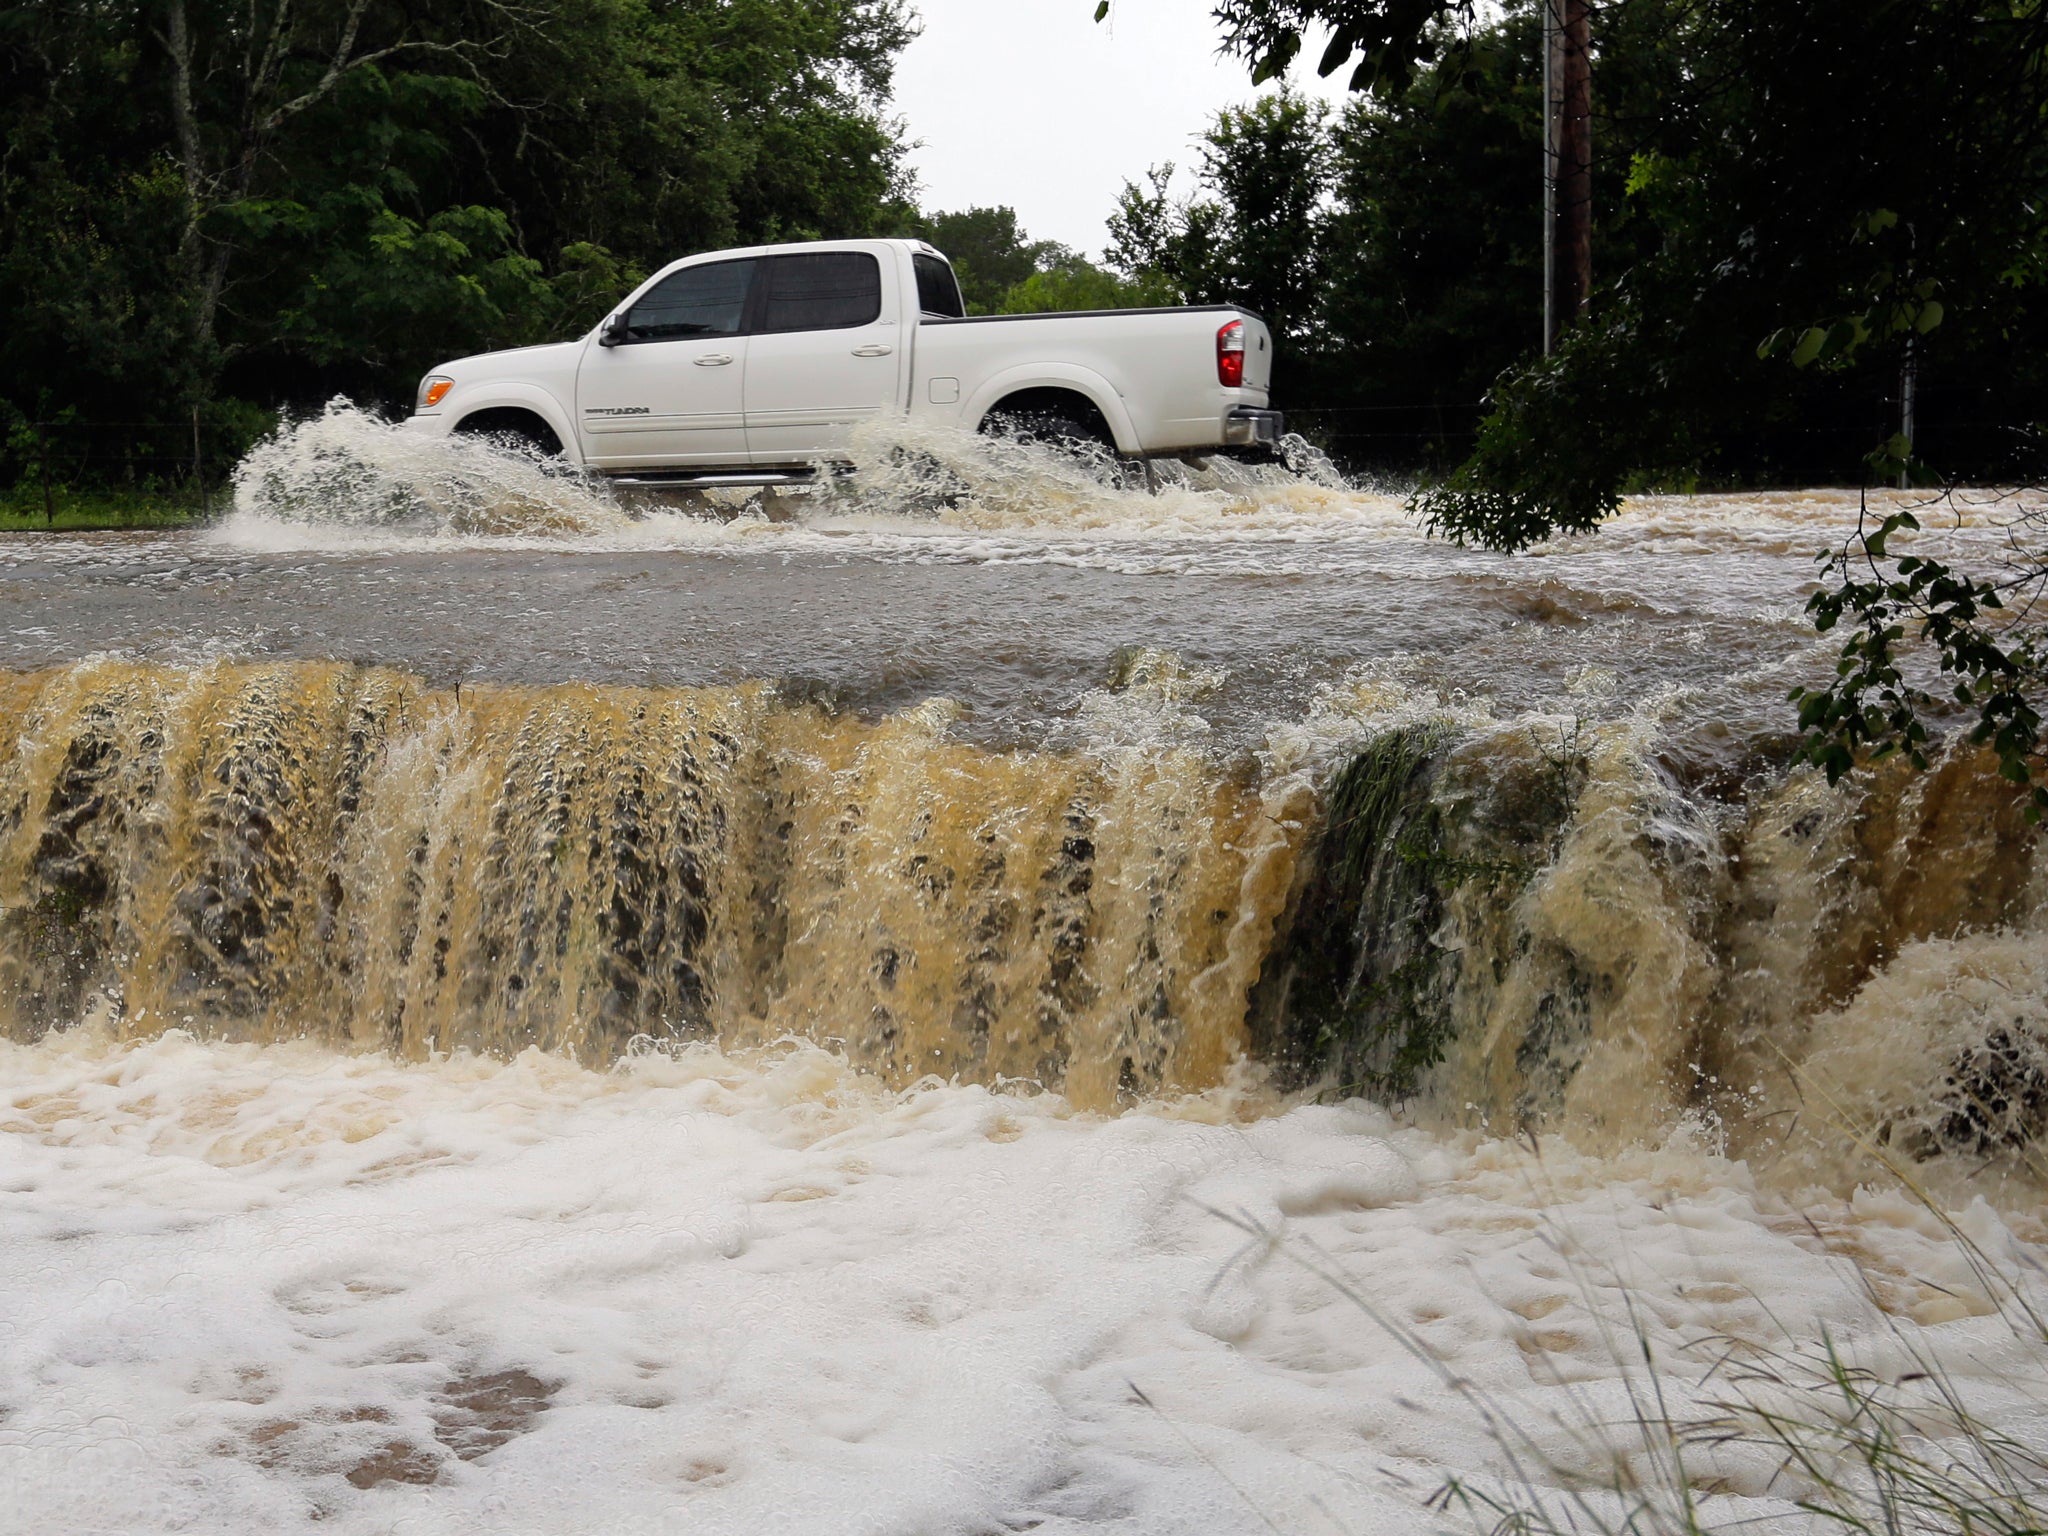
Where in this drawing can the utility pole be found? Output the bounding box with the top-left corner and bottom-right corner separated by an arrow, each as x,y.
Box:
1899,337 -> 1917,492
1898,223 -> 1918,493
193,404 -> 208,518
1542,0 -> 1556,354
1542,0 -> 1592,354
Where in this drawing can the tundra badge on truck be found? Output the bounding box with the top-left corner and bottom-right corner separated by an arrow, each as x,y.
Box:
585,406 -> 651,416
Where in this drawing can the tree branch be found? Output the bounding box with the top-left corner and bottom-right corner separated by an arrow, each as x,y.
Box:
259,0 -> 366,129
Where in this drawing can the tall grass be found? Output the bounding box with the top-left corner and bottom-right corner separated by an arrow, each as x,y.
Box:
0,484 -> 211,530
1204,1114 -> 2048,1536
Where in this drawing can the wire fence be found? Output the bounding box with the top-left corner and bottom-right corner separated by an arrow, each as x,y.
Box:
4,394 -> 2042,526
1286,403 -> 1490,471
1289,392 -> 2047,485
2,412 -> 226,524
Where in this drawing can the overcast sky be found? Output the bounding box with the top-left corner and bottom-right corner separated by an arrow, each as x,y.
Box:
892,1 -> 1349,258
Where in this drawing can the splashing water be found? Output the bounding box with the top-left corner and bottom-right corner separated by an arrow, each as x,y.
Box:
215,399 -> 1390,550
5,409 -> 2047,1535
1,651 -> 2040,1206
0,660 -> 1285,1106
228,400 -> 630,539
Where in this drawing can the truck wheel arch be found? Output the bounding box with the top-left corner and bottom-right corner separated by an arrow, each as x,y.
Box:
965,365 -> 1140,455
980,387 -> 1117,450
452,406 -> 564,457
442,382 -> 583,464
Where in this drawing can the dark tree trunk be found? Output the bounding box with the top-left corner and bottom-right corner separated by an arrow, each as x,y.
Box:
1554,0 -> 1593,326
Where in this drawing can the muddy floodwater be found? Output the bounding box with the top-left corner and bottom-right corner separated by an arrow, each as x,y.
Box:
1,425 -> 1860,761
2,408 -> 2043,1535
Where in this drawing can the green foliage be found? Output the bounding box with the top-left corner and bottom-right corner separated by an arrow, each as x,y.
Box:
0,489 -> 209,532
1194,0 -> 2048,780
1793,497 -> 2048,816
914,207 -> 1068,314
546,244 -> 651,340
1209,0 -> 1474,95
1315,9 -> 1550,463
1402,0 -> 2048,787
1327,33 -> 1536,320
477,0 -> 915,280
1105,166 -> 1209,300
1758,211 -> 1950,371
1104,90 -> 1333,349
999,259 -> 1174,314
1192,91 -> 1334,346
1415,316 -> 1665,549
1413,0 -> 2048,535
0,0 -> 917,482
911,205 -> 1173,316
270,204 -> 555,371
1106,32 -> 1554,466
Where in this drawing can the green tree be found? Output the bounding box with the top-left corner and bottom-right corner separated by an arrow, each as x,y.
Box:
1409,0 -> 2048,794
1196,91 -> 1334,349
1,0 -> 918,473
1211,0 -> 1475,94
1104,90 -> 1332,378
1138,0 -> 2048,797
1000,256 -> 1173,313
1315,9 -> 1547,464
916,207 -> 1067,313
1794,497 -> 2047,815
914,204 -> 1170,315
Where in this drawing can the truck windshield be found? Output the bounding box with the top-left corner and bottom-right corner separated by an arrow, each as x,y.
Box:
624,259 -> 757,340
913,254 -> 965,318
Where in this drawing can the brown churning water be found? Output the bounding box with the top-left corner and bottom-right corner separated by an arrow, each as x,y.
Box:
0,661 -> 1282,1107
0,407 -> 2042,1208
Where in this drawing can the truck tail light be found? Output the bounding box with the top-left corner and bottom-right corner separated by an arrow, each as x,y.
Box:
1216,319 -> 1245,388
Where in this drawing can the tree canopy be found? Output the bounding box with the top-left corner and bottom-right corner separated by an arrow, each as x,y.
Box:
1,0 -> 916,455
1099,0 -> 2048,807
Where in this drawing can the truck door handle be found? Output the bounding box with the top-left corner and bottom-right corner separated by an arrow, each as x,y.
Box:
851,344 -> 893,357
694,353 -> 734,367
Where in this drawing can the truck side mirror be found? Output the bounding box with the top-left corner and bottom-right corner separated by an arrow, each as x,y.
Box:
599,314 -> 629,347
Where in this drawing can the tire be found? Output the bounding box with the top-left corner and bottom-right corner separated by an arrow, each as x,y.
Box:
984,410 -> 1112,456
983,409 -> 1146,489
452,409 -> 564,460
981,393 -> 1156,489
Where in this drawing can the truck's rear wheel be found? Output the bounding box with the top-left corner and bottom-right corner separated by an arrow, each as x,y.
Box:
980,388 -> 1116,454
979,388 -> 1147,490
985,408 -> 1111,455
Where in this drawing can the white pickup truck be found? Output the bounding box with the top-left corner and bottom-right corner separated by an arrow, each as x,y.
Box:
404,238 -> 1282,488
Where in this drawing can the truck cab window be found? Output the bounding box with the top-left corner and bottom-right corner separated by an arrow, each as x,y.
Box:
759,252 -> 882,332
624,259 -> 757,341
913,254 -> 965,318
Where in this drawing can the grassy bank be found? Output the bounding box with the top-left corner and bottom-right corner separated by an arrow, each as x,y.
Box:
0,487 -> 217,532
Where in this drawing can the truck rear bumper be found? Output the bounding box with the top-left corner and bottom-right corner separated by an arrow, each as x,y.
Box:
1222,407 -> 1285,447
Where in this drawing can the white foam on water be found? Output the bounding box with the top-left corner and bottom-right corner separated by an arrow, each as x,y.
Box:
11,406 -> 2047,1535
222,400 -> 632,543
3,1026 -> 2041,1535
197,408 -> 2041,622
207,401 -> 1421,561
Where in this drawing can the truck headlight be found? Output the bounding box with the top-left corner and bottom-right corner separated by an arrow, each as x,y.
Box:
417,375 -> 454,410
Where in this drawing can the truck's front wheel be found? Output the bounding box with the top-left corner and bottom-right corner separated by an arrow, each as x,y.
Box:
452,408 -> 564,461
